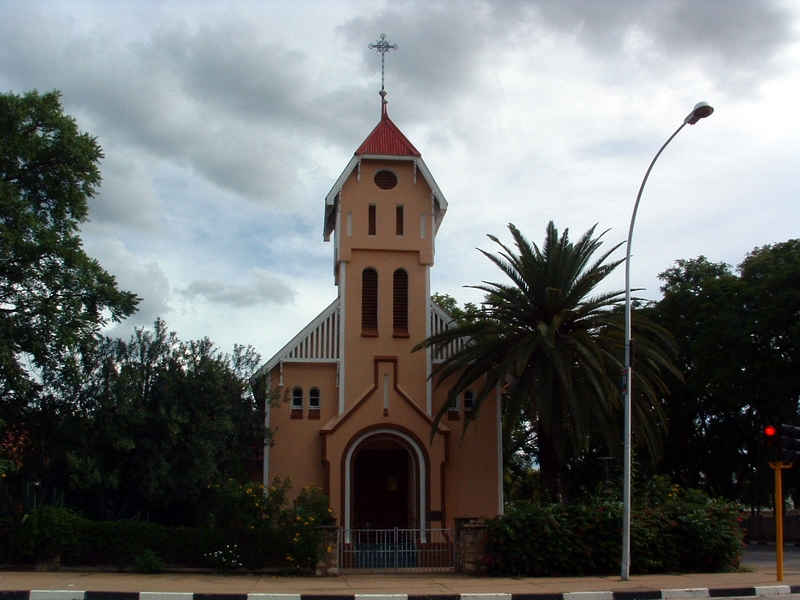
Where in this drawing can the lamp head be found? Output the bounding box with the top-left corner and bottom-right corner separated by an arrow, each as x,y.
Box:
685,101 -> 714,125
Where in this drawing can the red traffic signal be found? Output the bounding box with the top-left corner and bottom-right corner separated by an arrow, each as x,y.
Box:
765,425 -> 777,437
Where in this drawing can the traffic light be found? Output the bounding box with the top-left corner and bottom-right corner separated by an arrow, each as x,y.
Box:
765,424 -> 800,463
780,424 -> 800,462
765,425 -> 779,461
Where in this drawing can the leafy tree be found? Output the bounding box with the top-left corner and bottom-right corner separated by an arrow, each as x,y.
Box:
417,222 -> 677,499
431,292 -> 482,324
0,90 -> 139,403
50,319 -> 265,523
652,242 -> 800,507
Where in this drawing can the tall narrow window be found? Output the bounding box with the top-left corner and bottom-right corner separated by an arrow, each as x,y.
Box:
291,386 -> 303,419
292,387 -> 303,408
393,268 -> 408,337
362,268 -> 378,336
368,204 -> 376,235
463,390 -> 475,412
396,205 -> 404,235
447,394 -> 460,421
309,387 -> 321,419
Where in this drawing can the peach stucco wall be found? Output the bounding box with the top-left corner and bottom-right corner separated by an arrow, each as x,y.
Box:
433,381 -> 501,522
263,155 -> 502,530
267,363 -> 336,496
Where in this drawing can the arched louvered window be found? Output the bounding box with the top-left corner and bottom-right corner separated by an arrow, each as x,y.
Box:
362,268 -> 378,336
393,268 -> 408,337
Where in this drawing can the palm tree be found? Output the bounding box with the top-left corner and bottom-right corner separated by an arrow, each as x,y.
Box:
416,222 -> 677,500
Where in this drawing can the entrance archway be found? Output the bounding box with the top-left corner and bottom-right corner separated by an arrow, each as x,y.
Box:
352,436 -> 416,529
343,427 -> 427,533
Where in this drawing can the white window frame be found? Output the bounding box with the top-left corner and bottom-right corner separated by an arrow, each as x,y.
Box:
291,386 -> 304,409
309,387 -> 321,409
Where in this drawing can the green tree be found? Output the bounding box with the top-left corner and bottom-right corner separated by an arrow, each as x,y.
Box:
51,319 -> 265,523
416,222 -> 677,499
0,90 -> 139,403
652,242 -> 800,507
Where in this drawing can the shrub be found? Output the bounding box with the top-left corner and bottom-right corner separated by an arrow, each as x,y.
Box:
486,482 -> 742,576
204,543 -> 243,573
134,548 -> 165,573
5,478 -> 333,572
18,505 -> 82,563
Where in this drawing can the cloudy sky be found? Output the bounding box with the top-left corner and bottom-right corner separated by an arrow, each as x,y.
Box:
2,0 -> 798,365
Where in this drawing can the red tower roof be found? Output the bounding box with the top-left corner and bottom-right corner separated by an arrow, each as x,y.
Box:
354,104 -> 421,157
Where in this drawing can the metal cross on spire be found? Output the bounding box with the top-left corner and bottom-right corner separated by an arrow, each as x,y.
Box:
369,33 -> 397,114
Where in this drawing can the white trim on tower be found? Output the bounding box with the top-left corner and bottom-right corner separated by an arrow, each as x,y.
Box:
338,261 -> 347,415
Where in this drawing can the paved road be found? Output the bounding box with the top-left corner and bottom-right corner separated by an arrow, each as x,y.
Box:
744,543 -> 800,570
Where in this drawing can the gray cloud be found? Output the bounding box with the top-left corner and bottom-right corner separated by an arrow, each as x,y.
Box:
0,11 -> 361,208
80,237 -> 172,330
530,0 -> 793,91
182,269 -> 295,307
90,152 -> 162,230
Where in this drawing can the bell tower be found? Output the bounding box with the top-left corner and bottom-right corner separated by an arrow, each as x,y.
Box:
322,35 -> 448,416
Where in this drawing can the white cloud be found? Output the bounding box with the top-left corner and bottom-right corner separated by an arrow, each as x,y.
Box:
182,269 -> 295,307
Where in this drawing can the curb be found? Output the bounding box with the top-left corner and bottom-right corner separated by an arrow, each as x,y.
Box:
1,589 -> 799,600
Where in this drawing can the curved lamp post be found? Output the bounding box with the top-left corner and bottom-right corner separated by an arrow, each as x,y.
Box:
621,101 -> 714,580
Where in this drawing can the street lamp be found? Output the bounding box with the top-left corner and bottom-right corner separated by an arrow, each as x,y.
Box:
621,101 -> 713,581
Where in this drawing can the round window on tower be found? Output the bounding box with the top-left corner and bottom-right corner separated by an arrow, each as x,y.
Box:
374,170 -> 397,190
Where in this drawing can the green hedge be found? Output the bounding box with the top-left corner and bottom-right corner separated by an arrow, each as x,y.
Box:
4,480 -> 334,572
486,488 -> 743,576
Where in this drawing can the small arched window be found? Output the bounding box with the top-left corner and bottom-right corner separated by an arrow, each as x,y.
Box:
362,268 -> 378,336
393,268 -> 408,337
291,387 -> 303,409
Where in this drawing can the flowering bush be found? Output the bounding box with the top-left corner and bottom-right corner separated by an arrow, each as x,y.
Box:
204,543 -> 243,573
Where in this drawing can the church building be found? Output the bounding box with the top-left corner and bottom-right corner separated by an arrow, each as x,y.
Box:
251,62 -> 503,538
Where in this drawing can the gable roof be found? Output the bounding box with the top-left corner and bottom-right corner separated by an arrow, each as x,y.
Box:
354,106 -> 421,157
323,105 -> 447,241
251,298 -> 340,382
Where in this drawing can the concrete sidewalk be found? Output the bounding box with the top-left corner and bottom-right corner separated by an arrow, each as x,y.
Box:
0,562 -> 798,597
2,548 -> 799,597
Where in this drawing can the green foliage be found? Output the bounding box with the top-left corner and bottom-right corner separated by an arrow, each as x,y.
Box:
0,89 -> 139,403
418,222 -> 678,499
431,292 -> 482,324
6,480 -> 334,571
133,548 -> 165,573
651,242 -> 800,505
486,481 -> 743,576
5,319 -> 265,525
204,544 -> 243,573
17,505 -> 81,562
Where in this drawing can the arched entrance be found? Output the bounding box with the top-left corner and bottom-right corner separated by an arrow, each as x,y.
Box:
351,435 -> 417,529
343,427 -> 427,533
340,427 -> 453,570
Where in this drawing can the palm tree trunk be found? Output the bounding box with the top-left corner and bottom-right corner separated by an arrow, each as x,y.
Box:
538,422 -> 563,502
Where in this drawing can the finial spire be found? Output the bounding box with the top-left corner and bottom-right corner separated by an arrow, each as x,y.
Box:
369,33 -> 397,116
